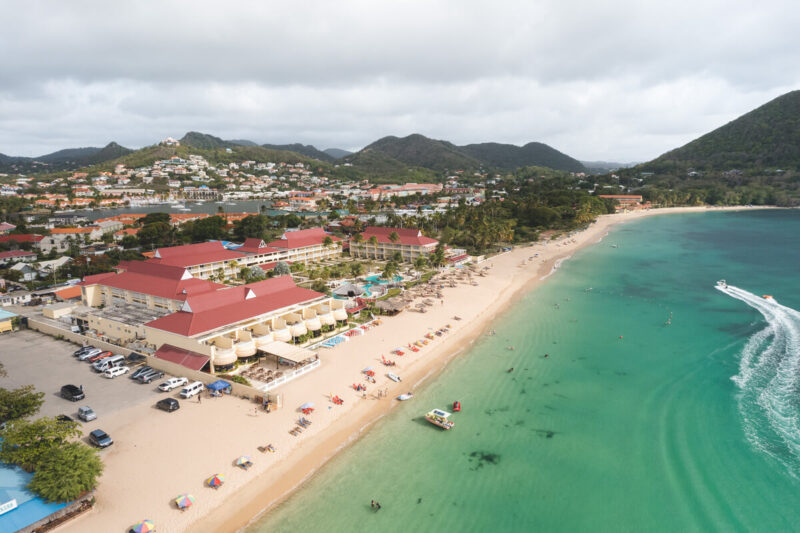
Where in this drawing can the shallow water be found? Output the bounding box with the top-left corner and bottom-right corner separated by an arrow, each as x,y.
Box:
248,210 -> 800,532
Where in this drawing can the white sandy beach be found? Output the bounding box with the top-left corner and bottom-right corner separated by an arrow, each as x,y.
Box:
55,206 -> 762,533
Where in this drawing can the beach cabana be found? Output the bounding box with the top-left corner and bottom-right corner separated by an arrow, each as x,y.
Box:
206,380 -> 232,395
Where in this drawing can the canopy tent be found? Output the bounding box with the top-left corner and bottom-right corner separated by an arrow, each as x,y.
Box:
206,380 -> 232,394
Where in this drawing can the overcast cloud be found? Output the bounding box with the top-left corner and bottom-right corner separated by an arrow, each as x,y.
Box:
2,0 -> 799,161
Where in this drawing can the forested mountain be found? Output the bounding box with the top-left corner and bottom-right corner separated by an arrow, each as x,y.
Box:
351,134 -> 482,172
261,143 -> 335,162
646,90 -> 800,171
323,148 -> 352,159
460,141 -> 585,172
0,142 -> 132,173
344,134 -> 585,174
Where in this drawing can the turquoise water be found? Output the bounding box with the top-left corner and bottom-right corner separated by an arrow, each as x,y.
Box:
249,210 -> 800,532
0,464 -> 67,532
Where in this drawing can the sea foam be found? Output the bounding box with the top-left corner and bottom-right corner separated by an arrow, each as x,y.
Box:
717,284 -> 800,477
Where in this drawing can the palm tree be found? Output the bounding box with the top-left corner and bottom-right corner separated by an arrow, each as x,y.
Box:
382,261 -> 398,280
368,236 -> 378,259
413,256 -> 428,273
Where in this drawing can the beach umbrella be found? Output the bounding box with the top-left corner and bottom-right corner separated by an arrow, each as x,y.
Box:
362,366 -> 374,372
300,402 -> 315,410
236,456 -> 252,467
174,493 -> 195,509
129,519 -> 155,533
206,474 -> 225,488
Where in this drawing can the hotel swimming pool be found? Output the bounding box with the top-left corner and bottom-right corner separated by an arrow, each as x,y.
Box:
361,274 -> 402,297
0,463 -> 68,532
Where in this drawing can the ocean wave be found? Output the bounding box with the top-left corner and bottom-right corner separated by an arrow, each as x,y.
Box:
717,284 -> 800,477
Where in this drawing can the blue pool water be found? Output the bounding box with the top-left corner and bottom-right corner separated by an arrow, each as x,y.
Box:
0,464 -> 68,532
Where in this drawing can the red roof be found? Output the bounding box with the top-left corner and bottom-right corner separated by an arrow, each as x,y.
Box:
0,222 -> 17,232
79,260 -> 224,300
266,227 -> 341,250
54,286 -> 82,300
0,234 -> 44,244
153,344 -> 210,371
0,250 -> 37,260
148,241 -> 245,268
358,227 -> 438,246
237,238 -> 281,255
145,276 -> 324,336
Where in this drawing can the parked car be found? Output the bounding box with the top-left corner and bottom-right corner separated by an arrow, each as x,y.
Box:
156,398 -> 180,412
89,429 -> 113,448
87,351 -> 113,363
73,346 -> 94,357
130,366 -> 153,380
77,406 -> 97,422
92,354 -> 126,373
60,384 -> 85,402
138,369 -> 164,384
158,377 -> 189,392
103,366 -> 130,379
77,348 -> 102,361
180,381 -> 205,399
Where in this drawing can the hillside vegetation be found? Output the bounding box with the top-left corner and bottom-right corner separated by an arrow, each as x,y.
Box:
647,90 -> 800,171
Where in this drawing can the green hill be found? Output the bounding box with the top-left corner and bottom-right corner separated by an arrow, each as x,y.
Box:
0,142 -> 133,173
356,134 -> 482,172
261,143 -> 335,162
460,141 -> 585,172
648,90 -> 800,171
179,131 -> 232,150
324,148 -> 352,159
345,133 -> 585,174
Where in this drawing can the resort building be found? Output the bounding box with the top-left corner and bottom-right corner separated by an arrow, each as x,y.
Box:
598,194 -> 650,211
77,260 -> 349,370
147,241 -> 247,280
349,226 -> 438,262
265,227 -> 343,264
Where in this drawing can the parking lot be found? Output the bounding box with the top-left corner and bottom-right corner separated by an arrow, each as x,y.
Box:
0,329 -> 167,422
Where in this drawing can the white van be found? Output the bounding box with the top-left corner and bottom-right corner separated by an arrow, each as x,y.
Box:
179,381 -> 205,399
92,354 -> 126,373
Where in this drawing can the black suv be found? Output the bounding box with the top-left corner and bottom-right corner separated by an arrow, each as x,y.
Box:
156,398 -> 180,412
61,384 -> 85,402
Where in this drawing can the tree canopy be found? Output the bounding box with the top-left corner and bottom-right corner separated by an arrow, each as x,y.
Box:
0,385 -> 45,424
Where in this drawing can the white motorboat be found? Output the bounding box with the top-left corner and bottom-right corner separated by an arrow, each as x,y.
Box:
397,393 -> 413,401
387,372 -> 402,382
716,279 -> 727,288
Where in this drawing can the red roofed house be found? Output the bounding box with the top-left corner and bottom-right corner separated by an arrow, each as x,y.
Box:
0,234 -> 44,247
0,222 -> 16,234
265,227 -> 342,264
350,226 -> 438,262
0,250 -> 37,266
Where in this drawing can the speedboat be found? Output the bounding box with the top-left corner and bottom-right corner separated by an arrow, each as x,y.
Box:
425,408 -> 455,430
452,401 -> 461,412
397,393 -> 413,401
716,279 -> 727,288
387,372 -> 402,383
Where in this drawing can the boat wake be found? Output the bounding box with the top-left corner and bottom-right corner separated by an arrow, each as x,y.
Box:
716,283 -> 800,477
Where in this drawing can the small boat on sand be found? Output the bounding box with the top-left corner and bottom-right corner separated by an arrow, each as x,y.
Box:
397,393 -> 413,401
387,372 -> 402,383
425,409 -> 455,430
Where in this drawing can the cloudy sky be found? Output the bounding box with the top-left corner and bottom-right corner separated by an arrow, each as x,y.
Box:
2,0 -> 799,161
